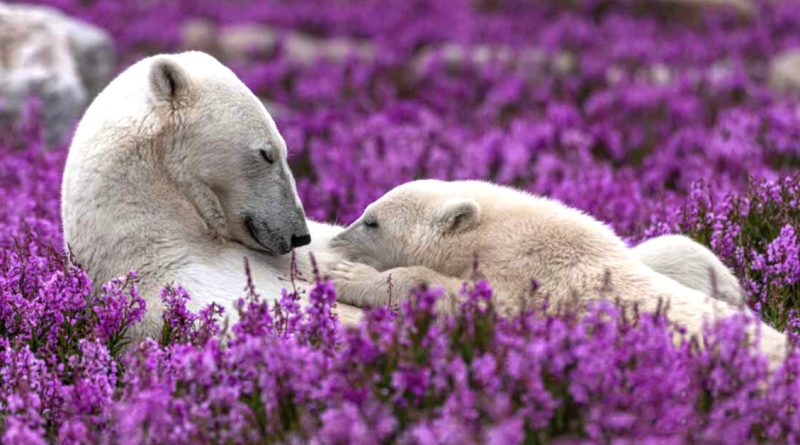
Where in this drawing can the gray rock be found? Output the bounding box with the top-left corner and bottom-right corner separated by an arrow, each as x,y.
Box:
411,42 -> 576,82
181,20 -> 375,65
181,19 -> 219,56
0,4 -> 114,146
769,50 -> 800,96
659,0 -> 753,15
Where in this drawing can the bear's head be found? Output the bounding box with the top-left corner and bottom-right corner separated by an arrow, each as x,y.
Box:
331,180 -> 481,271
69,52 -> 311,256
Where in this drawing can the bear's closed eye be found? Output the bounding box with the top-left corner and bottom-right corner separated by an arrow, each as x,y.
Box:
259,149 -> 274,164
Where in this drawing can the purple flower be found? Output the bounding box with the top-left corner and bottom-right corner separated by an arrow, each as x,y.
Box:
92,271 -> 146,354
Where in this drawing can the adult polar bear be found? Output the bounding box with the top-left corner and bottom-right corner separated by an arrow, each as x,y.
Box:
62,51 -> 742,339
61,51 -> 363,335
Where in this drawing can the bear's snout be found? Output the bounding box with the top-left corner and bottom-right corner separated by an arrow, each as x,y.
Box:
329,229 -> 351,249
291,233 -> 311,248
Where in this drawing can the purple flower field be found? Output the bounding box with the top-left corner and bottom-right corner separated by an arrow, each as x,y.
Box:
2,0 -> 800,443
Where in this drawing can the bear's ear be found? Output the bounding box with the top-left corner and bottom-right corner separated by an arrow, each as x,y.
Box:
435,197 -> 480,234
149,57 -> 190,104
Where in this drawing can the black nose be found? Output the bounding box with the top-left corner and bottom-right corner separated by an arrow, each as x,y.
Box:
291,234 -> 311,248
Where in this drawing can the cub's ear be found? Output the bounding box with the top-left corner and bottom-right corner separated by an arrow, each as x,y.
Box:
435,197 -> 480,234
149,57 -> 191,104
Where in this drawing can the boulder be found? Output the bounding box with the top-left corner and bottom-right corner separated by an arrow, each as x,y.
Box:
662,0 -> 753,15
411,42 -> 576,82
769,50 -> 800,96
0,4 -> 114,146
181,20 -> 375,65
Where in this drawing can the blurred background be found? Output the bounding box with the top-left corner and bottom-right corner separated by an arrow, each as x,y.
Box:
1,1 -> 798,325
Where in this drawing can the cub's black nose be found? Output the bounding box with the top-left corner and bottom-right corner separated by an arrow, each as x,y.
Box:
291,234 -> 311,248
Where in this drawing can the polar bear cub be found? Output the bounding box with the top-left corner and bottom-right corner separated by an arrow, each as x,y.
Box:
329,180 -> 785,366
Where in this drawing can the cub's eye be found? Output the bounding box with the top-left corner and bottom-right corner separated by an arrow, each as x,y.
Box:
363,216 -> 379,229
259,149 -> 274,164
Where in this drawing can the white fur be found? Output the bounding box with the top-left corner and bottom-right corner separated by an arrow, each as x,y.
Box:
62,51 -> 361,337
60,51 -> 755,347
632,234 -> 744,305
330,180 -> 787,368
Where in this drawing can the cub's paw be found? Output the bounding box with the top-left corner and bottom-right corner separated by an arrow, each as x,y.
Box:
329,261 -> 379,283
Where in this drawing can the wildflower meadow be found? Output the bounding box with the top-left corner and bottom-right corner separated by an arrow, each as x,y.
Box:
1,0 -> 799,443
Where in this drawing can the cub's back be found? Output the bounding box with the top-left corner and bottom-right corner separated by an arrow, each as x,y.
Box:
453,181 -> 627,260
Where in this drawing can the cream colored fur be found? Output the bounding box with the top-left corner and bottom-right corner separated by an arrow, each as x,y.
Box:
60,51 -> 749,345
62,51 -> 361,337
632,234 -> 744,305
330,180 -> 786,368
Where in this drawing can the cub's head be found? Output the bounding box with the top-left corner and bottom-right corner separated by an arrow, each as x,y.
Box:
144,52 -> 310,255
331,180 -> 481,271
